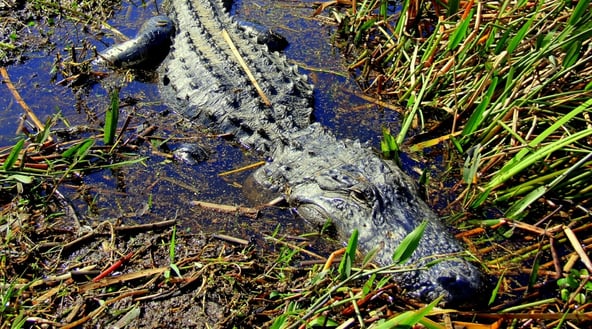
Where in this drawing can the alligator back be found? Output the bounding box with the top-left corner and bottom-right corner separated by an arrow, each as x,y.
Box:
160,0 -> 313,152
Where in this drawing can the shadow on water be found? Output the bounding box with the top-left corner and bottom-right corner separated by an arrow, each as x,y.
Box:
0,0 -> 406,245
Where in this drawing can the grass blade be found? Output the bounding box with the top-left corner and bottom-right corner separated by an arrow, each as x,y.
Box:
563,39 -> 582,68
380,127 -> 399,159
392,220 -> 427,264
104,88 -> 120,145
505,151 -> 592,218
371,295 -> 442,329
339,229 -> 358,280
448,9 -> 474,51
2,139 -> 25,170
485,98 -> 592,184
478,127 -> 592,203
506,11 -> 536,55
568,0 -> 591,26
462,76 -> 499,136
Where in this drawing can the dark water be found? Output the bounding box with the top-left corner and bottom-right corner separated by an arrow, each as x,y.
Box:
0,0 -> 403,238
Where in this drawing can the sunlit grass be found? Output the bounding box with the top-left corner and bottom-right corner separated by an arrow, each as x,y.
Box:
332,0 -> 591,219
325,0 -> 592,325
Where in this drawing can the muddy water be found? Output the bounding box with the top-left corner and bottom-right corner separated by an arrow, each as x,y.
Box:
0,0 -> 401,243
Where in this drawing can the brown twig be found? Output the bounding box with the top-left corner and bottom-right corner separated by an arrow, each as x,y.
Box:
222,29 -> 271,106
190,200 -> 259,218
114,219 -> 177,233
212,233 -> 250,245
92,250 -> 135,282
0,67 -> 49,138
218,160 -> 266,176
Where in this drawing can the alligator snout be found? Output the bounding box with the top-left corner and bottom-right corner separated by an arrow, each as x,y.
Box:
437,273 -> 486,306
254,126 -> 491,307
409,259 -> 490,308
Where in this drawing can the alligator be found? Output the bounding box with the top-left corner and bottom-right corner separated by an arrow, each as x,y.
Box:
99,0 -> 489,306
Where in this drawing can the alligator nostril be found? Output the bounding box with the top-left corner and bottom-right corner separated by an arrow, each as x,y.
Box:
438,276 -> 458,286
436,272 -> 489,308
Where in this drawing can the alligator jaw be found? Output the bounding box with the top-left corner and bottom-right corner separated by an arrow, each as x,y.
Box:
254,123 -> 489,307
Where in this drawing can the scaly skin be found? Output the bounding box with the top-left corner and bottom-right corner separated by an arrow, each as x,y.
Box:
101,0 -> 490,307
97,16 -> 175,68
159,0 -> 313,152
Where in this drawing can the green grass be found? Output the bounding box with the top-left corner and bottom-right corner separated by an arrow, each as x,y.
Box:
335,0 -> 592,219
268,223 -> 435,328
326,0 -> 592,325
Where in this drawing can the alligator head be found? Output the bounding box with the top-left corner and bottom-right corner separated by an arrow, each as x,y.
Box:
254,124 -> 489,307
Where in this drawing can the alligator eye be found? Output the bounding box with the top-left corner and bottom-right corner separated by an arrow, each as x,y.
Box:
350,189 -> 367,203
348,181 -> 376,205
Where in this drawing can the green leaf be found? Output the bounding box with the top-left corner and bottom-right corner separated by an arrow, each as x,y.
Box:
506,13 -> 536,55
75,138 -> 94,159
392,220 -> 427,264
381,127 -> 399,159
36,117 -> 54,144
3,139 -> 25,170
270,313 -> 288,329
362,243 -> 382,267
494,27 -> 513,55
489,271 -> 505,305
354,18 -> 377,45
446,0 -> 460,17
449,135 -> 463,153
448,9 -> 474,51
561,288 -> 570,301
568,0 -> 591,26
6,174 -> 33,184
505,186 -> 546,219
371,295 -> 442,329
462,145 -> 481,185
104,89 -> 120,145
339,229 -> 358,280
362,273 -> 376,296
574,293 -> 586,304
394,0 -> 410,36
379,0 -> 388,19
477,99 -> 592,203
170,225 -> 177,263
485,128 -> 592,191
169,263 -> 182,278
528,257 -> 540,290
306,316 -> 338,328
563,39 -> 582,68
62,138 -> 95,160
462,76 -> 499,136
